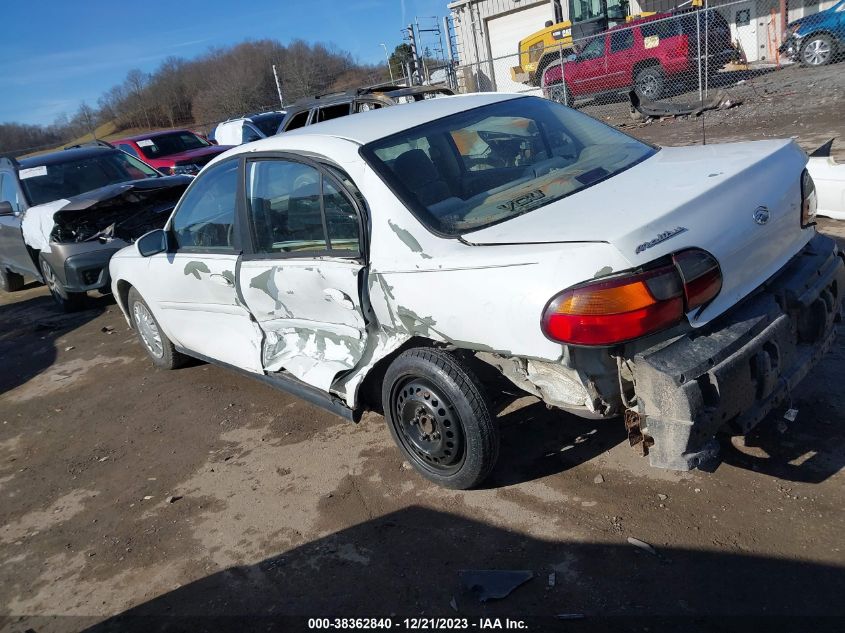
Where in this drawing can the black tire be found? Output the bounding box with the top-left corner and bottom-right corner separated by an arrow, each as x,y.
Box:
800,34 -> 836,67
634,65 -> 665,101
547,81 -> 575,108
382,347 -> 499,490
0,268 -> 24,292
127,287 -> 186,370
39,256 -> 86,312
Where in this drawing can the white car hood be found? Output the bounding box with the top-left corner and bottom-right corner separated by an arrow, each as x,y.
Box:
465,139 -> 812,327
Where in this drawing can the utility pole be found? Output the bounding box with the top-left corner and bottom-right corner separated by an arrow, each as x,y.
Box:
443,16 -> 455,89
407,23 -> 420,85
380,43 -> 395,82
272,64 -> 284,108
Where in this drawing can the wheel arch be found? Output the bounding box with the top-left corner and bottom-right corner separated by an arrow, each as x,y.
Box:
355,336 -> 440,413
631,57 -> 662,80
115,279 -> 134,327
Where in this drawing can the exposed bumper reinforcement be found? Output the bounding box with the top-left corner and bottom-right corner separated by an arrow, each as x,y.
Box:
633,233 -> 844,471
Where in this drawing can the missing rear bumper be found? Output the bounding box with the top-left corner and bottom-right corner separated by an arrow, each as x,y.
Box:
632,234 -> 844,471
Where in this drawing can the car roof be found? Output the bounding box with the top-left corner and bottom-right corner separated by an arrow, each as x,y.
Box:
607,12 -> 673,32
271,92 -> 518,146
17,146 -> 118,169
112,129 -> 194,143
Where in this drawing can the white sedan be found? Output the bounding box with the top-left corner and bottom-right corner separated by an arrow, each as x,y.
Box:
110,93 -> 844,489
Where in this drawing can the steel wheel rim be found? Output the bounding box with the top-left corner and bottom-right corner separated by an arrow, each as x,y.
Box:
804,39 -> 831,65
40,260 -> 63,299
391,377 -> 466,475
133,302 -> 164,358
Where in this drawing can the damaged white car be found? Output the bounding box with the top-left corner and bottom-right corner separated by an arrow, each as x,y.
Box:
110,93 -> 844,489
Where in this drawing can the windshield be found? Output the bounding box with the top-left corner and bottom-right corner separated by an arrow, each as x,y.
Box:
20,152 -> 160,206
136,131 -> 209,158
361,97 -> 656,236
252,113 -> 285,136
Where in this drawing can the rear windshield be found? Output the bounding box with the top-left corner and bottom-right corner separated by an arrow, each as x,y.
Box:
252,113 -> 285,136
20,152 -> 160,206
361,97 -> 656,236
136,131 -> 209,158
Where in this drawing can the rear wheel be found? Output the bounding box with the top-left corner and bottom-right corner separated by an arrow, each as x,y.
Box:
0,268 -> 24,292
127,287 -> 186,370
634,66 -> 665,101
382,348 -> 499,490
801,34 -> 835,66
39,256 -> 86,312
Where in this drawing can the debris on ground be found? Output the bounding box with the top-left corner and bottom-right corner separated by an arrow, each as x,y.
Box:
64,346 -> 75,351
784,408 -> 799,423
628,89 -> 741,120
627,537 -> 658,556
166,495 -> 182,504
449,596 -> 458,612
593,474 -> 604,484
657,494 -> 668,501
101,326 -> 114,334
548,572 -> 556,587
459,570 -> 533,603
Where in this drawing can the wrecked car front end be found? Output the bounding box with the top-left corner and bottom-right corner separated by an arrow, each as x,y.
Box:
32,177 -> 192,294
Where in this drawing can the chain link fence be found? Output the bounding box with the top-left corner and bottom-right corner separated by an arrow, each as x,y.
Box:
449,0 -> 840,124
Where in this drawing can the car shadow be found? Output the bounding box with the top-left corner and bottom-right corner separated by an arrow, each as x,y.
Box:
0,291 -> 111,396
718,398 -> 845,484
485,397 -> 627,488
68,506 -> 844,632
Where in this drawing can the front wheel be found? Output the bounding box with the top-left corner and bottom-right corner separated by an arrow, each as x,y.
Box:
382,348 -> 499,490
801,34 -> 835,66
39,256 -> 86,312
127,287 -> 186,370
634,66 -> 665,101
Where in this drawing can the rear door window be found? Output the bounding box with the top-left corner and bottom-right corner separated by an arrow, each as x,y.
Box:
245,159 -> 360,256
316,103 -> 352,122
283,111 -> 311,131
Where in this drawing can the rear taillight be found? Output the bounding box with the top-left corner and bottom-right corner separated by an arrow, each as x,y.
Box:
542,249 -> 722,346
801,169 -> 817,228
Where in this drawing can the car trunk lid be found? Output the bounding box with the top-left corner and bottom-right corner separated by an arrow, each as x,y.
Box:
464,139 -> 812,327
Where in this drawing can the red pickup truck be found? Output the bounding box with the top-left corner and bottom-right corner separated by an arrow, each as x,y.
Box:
543,11 -> 734,105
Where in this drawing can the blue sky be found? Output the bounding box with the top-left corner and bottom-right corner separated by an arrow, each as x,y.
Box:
0,0 -> 447,126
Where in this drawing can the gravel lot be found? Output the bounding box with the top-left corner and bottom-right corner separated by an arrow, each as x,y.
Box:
1,64 -> 844,632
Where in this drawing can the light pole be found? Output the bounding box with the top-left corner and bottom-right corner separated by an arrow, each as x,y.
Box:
380,43 -> 395,82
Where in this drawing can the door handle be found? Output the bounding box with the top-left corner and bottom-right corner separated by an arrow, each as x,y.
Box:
209,273 -> 235,287
323,288 -> 355,309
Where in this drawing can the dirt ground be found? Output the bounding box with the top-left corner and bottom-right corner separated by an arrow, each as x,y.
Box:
2,68 -> 845,632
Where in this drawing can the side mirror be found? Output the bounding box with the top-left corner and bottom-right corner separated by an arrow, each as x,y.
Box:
567,54 -> 577,62
0,201 -> 15,217
137,229 -> 169,257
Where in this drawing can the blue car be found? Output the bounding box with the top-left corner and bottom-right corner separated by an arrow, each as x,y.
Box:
781,0 -> 845,66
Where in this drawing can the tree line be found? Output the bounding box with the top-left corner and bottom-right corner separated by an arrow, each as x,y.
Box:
1,39 -> 390,156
